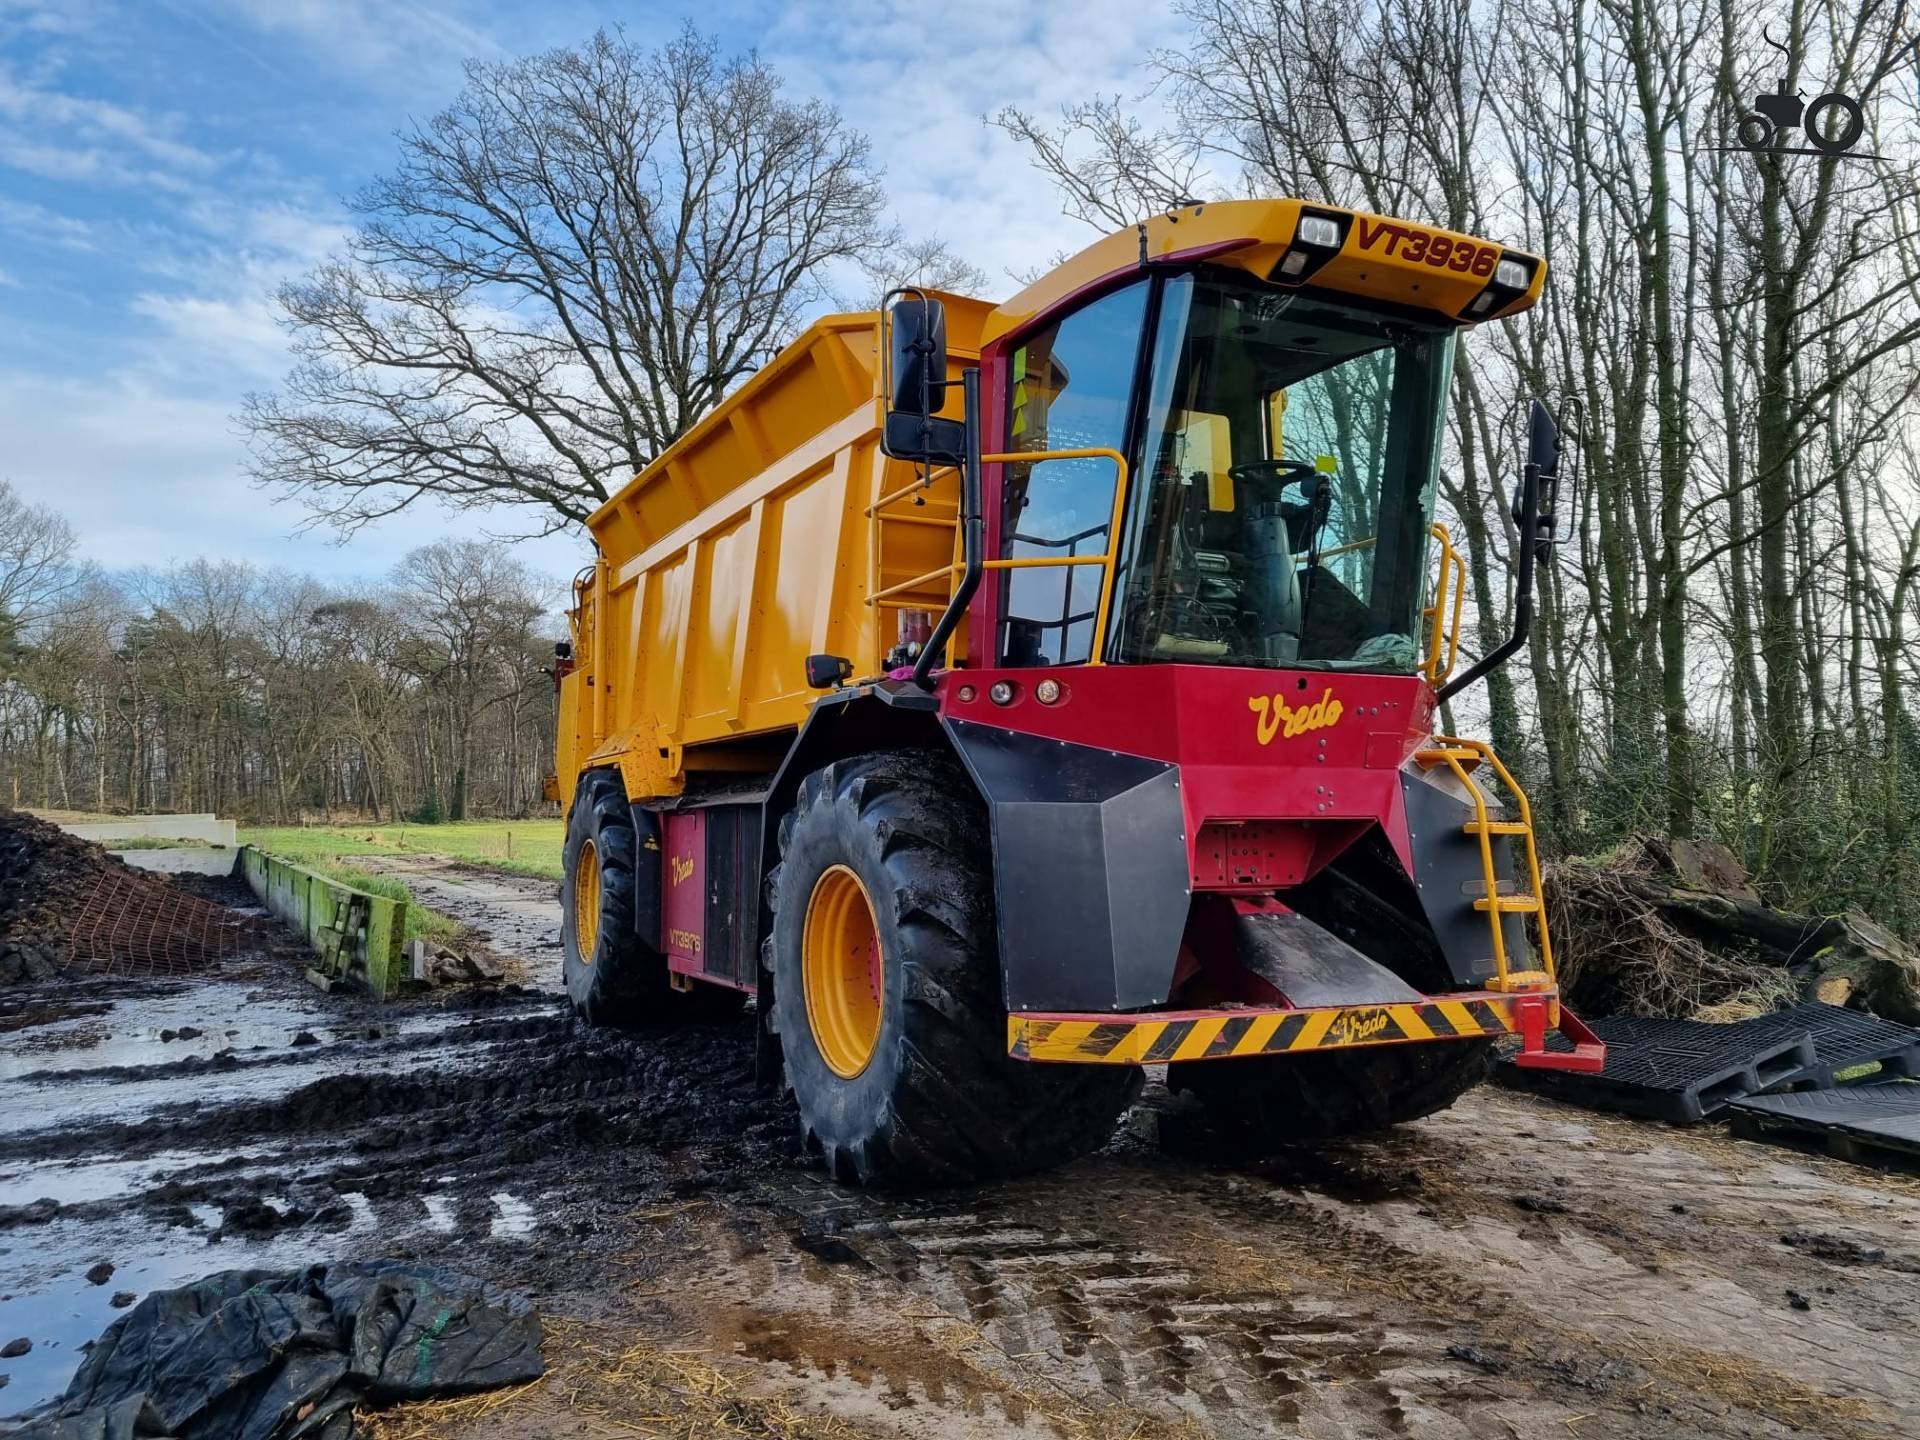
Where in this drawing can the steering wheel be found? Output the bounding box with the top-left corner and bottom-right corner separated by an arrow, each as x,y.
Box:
1227,458 -> 1321,495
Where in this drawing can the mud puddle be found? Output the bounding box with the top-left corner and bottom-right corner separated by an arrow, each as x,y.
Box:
0,952 -> 784,1417
6,865 -> 1920,1437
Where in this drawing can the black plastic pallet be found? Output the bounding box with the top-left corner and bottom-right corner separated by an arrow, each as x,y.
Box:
1729,1083 -> 1920,1171
1501,1016 -> 1816,1123
1728,1003 -> 1920,1090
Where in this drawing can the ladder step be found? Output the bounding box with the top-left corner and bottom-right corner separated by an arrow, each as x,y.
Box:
1475,895 -> 1540,914
1465,821 -> 1530,836
1463,877 -> 1531,899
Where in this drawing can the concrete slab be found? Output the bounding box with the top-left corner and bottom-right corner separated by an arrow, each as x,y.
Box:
241,846 -> 406,997
63,814 -> 239,846
108,846 -> 239,877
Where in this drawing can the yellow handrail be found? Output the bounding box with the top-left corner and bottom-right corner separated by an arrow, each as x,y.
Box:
1307,534 -> 1377,562
867,466 -> 957,517
868,562 -> 962,606
980,448 -> 1131,665
1423,522 -> 1465,685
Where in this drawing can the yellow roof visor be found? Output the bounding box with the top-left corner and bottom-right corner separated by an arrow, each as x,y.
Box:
1293,207 -> 1545,322
982,199 -> 1545,346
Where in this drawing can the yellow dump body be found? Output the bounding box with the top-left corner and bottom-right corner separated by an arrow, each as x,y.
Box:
558,296 -> 990,802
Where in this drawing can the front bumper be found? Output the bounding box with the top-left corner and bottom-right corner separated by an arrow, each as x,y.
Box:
1008,990 -> 1606,1071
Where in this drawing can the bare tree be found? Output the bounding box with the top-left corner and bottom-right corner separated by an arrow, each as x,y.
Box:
858,235 -> 989,307
991,97 -> 1216,233
992,0 -> 1920,929
243,26 -> 892,537
393,540 -> 548,820
0,480 -> 83,629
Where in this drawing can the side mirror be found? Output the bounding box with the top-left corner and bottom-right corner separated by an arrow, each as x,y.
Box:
1441,399 -> 1556,703
881,294 -> 966,465
1511,398 -> 1561,565
889,296 -> 946,416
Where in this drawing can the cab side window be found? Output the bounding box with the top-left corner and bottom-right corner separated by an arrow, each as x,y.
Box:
999,281 -> 1149,666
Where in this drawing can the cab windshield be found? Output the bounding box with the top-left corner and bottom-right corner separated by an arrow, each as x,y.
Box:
1111,274 -> 1454,671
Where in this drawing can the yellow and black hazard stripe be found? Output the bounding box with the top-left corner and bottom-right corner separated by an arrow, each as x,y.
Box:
1007,995 -> 1526,1064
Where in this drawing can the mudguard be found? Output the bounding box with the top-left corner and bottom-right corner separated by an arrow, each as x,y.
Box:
627,802 -> 663,950
944,718 -> 1191,1011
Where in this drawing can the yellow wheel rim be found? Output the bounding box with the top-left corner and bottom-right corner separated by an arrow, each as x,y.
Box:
574,838 -> 601,963
802,864 -> 884,1078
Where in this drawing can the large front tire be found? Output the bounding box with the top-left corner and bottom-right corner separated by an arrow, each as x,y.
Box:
1170,1039 -> 1494,1149
766,750 -> 1141,1187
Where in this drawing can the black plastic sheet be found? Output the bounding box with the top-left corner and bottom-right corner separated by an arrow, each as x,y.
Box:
4,1261 -> 543,1440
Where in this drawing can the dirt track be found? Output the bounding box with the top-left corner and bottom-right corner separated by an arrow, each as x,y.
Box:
3,862 -> 1918,1438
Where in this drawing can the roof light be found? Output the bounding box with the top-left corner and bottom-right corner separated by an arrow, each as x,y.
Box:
1270,211 -> 1348,287
1495,258 -> 1530,290
1297,215 -> 1342,248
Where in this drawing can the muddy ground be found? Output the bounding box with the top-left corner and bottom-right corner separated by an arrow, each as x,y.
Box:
2,860 -> 1918,1439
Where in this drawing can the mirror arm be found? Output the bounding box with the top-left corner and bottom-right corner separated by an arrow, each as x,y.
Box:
912,367 -> 984,690
1436,459 -> 1540,706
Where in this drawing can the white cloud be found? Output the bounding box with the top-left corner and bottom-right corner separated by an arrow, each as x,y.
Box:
0,0 -> 1205,588
0,365 -> 591,581
130,290 -> 288,374
195,0 -> 506,87
116,199 -> 349,372
0,197 -> 99,251
0,62 -> 219,185
755,0 -> 1191,295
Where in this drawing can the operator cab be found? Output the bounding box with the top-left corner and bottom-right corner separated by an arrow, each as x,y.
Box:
993,267 -> 1453,677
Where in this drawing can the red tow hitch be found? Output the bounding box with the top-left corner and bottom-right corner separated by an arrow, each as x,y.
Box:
1508,994 -> 1606,1073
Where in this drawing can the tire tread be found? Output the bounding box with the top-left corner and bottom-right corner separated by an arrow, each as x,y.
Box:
770,749 -> 1139,1186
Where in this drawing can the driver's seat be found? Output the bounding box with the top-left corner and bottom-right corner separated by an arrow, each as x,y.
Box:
1243,494 -> 1304,660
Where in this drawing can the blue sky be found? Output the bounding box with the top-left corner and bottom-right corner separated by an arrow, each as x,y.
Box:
0,0 -> 1189,586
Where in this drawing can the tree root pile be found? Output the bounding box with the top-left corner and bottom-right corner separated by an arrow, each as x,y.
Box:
0,809 -> 274,985
0,807 -> 121,985
1546,835 -> 1920,1022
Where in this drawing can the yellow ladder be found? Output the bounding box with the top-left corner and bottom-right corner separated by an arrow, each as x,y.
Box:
863,448 -> 1132,662
865,467 -> 964,618
1414,738 -> 1556,992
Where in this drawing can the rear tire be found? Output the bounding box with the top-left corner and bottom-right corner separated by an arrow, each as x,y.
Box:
1170,1039 -> 1494,1149
766,750 -> 1141,1187
562,770 -> 741,1028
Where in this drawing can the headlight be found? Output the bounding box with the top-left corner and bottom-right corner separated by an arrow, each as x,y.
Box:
1297,215 -> 1342,248
1495,258 -> 1529,290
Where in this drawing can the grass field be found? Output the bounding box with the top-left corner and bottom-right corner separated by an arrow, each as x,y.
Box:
239,820 -> 565,883
241,820 -> 562,944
